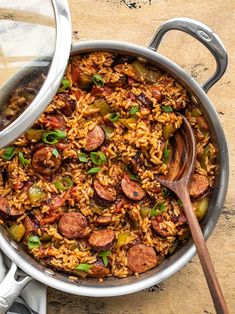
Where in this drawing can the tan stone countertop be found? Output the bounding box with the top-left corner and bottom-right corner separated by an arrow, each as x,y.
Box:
48,1 -> 235,313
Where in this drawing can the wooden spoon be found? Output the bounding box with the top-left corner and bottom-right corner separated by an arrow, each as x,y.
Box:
157,114 -> 228,313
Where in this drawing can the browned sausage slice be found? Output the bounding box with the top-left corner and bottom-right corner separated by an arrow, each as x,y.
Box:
85,126 -> 105,151
93,180 -> 116,204
151,219 -> 169,238
0,196 -> 25,217
127,244 -> 158,273
90,265 -> 110,278
121,174 -> 145,201
90,260 -> 110,278
58,212 -> 87,239
88,229 -> 115,251
32,146 -> 62,175
96,215 -> 112,225
23,215 -> 39,238
189,173 -> 210,198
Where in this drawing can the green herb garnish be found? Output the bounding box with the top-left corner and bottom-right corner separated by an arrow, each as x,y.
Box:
129,106 -> 139,117
75,264 -> 92,272
42,130 -> 66,144
2,147 -> 16,160
129,174 -> 140,181
93,74 -> 104,87
78,152 -> 88,163
52,148 -> 59,158
161,105 -> 173,113
98,250 -> 111,267
57,77 -> 70,93
87,167 -> 101,174
108,112 -> 120,123
19,152 -> 30,167
150,203 -> 166,217
90,151 -> 107,165
54,177 -> 73,191
28,236 -> 41,249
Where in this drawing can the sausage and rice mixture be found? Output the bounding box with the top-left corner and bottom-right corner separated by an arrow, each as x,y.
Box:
0,52 -> 217,280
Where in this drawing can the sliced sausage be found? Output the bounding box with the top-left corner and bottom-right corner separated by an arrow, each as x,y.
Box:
189,173 -> 210,198
96,215 -> 112,225
0,196 -> 25,217
23,215 -> 39,238
41,115 -> 66,130
58,212 -> 87,239
90,265 -> 110,278
121,174 -> 145,201
127,244 -> 158,273
93,180 -> 116,204
88,229 -> 115,251
90,260 -> 110,278
32,146 -> 62,175
151,219 -> 169,238
85,126 -> 105,152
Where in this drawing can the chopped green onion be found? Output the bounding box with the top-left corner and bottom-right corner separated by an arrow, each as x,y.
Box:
57,77 -> 70,93
2,147 -> 16,160
28,236 -> 41,249
42,130 -> 66,145
129,106 -> 139,117
93,74 -> 104,87
78,152 -> 88,163
163,140 -> 171,164
52,148 -> 59,158
19,152 -> 30,167
87,167 -> 101,174
98,250 -> 111,267
161,105 -> 173,113
108,112 -> 120,123
90,151 -> 107,165
54,177 -> 73,191
129,174 -> 140,181
150,203 -> 166,217
75,263 -> 92,272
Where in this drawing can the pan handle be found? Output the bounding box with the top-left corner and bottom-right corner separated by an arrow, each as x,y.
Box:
0,263 -> 32,314
148,18 -> 228,93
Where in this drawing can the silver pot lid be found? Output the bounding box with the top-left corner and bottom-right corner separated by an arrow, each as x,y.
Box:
0,0 -> 72,148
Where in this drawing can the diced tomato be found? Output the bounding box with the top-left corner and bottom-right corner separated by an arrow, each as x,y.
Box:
91,86 -> 103,96
41,115 -> 66,130
74,90 -> 82,100
151,86 -> 162,101
127,92 -> 136,100
40,213 -> 62,226
71,68 -> 81,83
103,86 -> 113,95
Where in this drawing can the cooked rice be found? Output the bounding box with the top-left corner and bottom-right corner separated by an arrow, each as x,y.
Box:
0,52 -> 217,279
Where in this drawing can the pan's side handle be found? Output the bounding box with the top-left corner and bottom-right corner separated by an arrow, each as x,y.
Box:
148,18 -> 228,93
0,263 -> 32,314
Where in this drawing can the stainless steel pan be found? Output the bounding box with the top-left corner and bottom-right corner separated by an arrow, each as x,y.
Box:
0,18 -> 228,313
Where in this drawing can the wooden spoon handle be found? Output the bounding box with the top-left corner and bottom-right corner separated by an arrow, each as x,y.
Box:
180,191 -> 228,314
